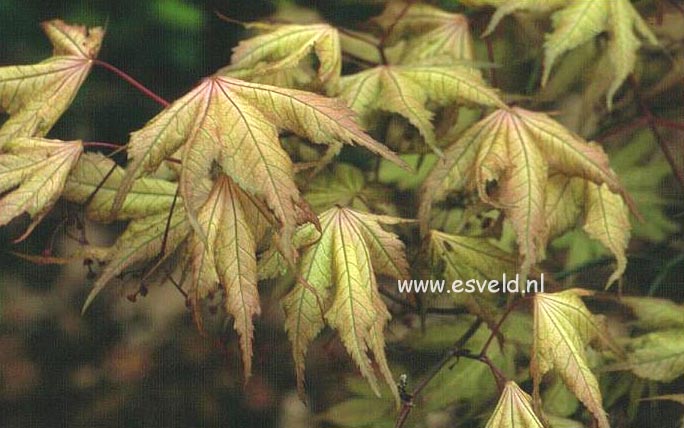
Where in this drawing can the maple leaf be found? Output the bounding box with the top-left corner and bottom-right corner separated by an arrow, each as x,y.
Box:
620,296 -> 684,330
532,289 -> 622,428
476,0 -> 658,108
113,74 -> 406,263
63,153 -> 178,222
281,207 -> 409,401
609,330 -> 684,383
553,133 -> 678,281
187,175 -> 266,380
484,381 -> 544,428
374,1 -> 477,64
338,65 -> 506,154
547,175 -> 631,288
428,229 -> 516,329
223,23 -> 341,91
0,20 -> 103,147
0,137 -> 82,239
82,204 -> 191,312
303,163 -> 394,215
419,107 -> 629,280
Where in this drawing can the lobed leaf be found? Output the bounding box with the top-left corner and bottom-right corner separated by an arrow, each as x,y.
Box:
0,137 -> 83,238
420,107 -> 631,281
475,0 -> 658,108
63,153 -> 178,221
226,23 -> 341,91
484,382 -> 544,428
375,1 -> 477,64
283,207 -> 408,402
532,290 -> 621,428
115,75 -> 405,262
188,176 -> 261,379
339,65 -> 506,155
0,20 -> 103,147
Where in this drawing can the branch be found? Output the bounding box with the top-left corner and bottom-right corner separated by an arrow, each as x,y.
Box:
630,75 -> 684,191
378,0 -> 414,65
94,59 -> 170,107
395,318 -> 482,428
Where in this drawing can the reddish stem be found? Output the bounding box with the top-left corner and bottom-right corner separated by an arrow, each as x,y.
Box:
631,76 -> 684,191
82,141 -> 123,150
93,59 -> 170,107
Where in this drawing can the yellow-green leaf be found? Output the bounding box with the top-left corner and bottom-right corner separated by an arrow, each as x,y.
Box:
476,0 -> 658,108
375,1 -> 477,64
420,107 -> 629,280
0,137 -> 82,237
532,289 -> 621,428
114,75 -> 406,262
609,330 -> 684,382
338,65 -> 506,155
63,153 -> 178,221
188,175 -> 260,379
583,182 -> 630,288
83,204 -> 191,312
283,207 -> 408,401
485,381 -> 544,428
621,296 -> 684,330
226,23 -> 341,91
0,20 -> 103,147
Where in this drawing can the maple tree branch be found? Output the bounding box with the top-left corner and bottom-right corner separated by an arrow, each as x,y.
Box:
379,288 -> 469,316
82,141 -> 124,151
93,59 -> 170,107
630,75 -> 684,191
395,318 -> 483,428
378,0 -> 414,64
654,117 -> 684,132
484,37 -> 499,88
479,296 -> 528,357
593,116 -> 649,142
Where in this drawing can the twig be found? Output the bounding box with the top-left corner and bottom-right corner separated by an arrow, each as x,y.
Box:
394,318 -> 483,428
378,1 -> 414,65
485,37 -> 499,87
630,75 -> 684,191
379,288 -> 469,316
94,59 -> 170,107
478,296 -> 526,357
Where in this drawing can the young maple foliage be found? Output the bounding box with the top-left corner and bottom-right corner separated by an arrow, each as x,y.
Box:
279,207 -> 410,402
0,20 -> 103,147
112,75 -> 407,265
484,382 -> 544,428
3,1 -> 683,426
532,289 -> 623,428
0,137 -> 83,240
470,0 -> 659,108
224,23 -> 341,91
373,2 -> 477,63
420,107 -> 632,284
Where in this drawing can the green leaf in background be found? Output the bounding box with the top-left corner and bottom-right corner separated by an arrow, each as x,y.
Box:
150,0 -> 203,30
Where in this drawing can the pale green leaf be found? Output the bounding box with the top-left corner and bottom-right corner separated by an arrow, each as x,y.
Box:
188,175 -> 260,379
532,289 -> 621,428
610,330 -> 684,382
0,137 -> 82,237
114,75 -> 405,262
63,153 -> 178,221
375,1 -> 477,64
0,20 -> 103,147
484,381 -> 544,428
226,23 -> 341,90
338,65 -> 506,155
283,207 -> 407,402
